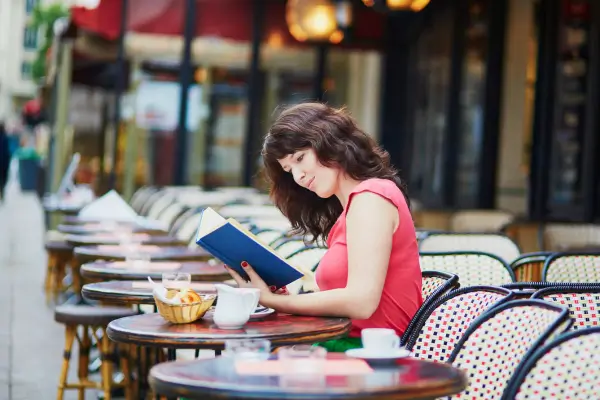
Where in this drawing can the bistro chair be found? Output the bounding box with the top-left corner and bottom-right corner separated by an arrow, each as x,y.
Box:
445,300 -> 571,399
502,327 -> 600,399
404,286 -> 513,362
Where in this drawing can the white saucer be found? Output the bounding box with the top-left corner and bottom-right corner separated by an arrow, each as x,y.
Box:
345,348 -> 411,360
250,307 -> 275,319
203,307 -> 275,320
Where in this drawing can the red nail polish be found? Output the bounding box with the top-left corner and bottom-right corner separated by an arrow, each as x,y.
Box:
241,261 -> 249,268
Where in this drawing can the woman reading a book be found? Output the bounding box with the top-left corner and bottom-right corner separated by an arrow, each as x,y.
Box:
225,102 -> 422,351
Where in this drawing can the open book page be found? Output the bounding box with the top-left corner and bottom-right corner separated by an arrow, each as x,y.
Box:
196,207 -> 228,239
226,217 -> 301,272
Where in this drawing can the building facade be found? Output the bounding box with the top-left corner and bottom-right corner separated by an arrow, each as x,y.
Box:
0,0 -> 42,122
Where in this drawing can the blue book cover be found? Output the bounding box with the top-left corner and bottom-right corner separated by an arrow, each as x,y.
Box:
195,207 -> 304,289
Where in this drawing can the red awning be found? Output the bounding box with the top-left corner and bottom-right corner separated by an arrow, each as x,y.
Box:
71,0 -> 384,48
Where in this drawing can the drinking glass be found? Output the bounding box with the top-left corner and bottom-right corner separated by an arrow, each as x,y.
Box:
224,339 -> 271,361
278,345 -> 327,374
162,272 -> 191,289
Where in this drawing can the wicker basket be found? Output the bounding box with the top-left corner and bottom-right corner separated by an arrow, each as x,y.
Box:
154,294 -> 216,324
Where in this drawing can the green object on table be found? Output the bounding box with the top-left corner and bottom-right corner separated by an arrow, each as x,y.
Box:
314,336 -> 362,352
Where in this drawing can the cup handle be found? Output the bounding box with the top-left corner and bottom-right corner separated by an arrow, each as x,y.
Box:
243,292 -> 257,315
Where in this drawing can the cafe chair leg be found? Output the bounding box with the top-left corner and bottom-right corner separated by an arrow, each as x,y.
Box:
54,305 -> 138,400
77,327 -> 91,400
57,325 -> 76,400
119,344 -> 134,400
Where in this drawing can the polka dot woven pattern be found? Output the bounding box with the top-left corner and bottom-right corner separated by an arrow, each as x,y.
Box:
411,291 -> 506,363
449,305 -> 566,399
420,254 -> 514,287
544,255 -> 600,283
515,331 -> 600,399
538,292 -> 600,329
422,276 -> 451,299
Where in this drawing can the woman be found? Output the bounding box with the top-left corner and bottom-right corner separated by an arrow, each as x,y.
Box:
226,103 -> 422,351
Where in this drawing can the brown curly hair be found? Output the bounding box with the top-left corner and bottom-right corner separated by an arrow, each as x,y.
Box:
261,102 -> 410,241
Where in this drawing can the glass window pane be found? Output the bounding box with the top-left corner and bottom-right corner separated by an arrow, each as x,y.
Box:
547,0 -> 590,210
23,27 -> 38,49
455,0 -> 489,207
409,4 -> 454,205
25,0 -> 38,14
21,61 -> 32,79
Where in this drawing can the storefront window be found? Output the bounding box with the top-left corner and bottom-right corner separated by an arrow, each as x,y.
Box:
454,0 -> 489,207
547,0 -> 590,210
409,5 -> 454,206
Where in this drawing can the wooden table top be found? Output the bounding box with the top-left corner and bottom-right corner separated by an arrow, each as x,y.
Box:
107,313 -> 351,350
82,280 -> 228,305
64,233 -> 186,247
57,223 -> 167,236
43,204 -> 83,214
73,245 -> 211,263
148,354 -> 467,400
61,215 -> 122,225
80,260 -> 229,282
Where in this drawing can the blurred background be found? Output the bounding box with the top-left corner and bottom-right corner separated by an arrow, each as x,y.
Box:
0,0 -> 595,230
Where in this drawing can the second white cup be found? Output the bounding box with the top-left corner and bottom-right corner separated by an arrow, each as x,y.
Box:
361,328 -> 400,354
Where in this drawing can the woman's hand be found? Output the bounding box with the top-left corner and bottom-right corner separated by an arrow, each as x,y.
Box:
224,261 -> 289,304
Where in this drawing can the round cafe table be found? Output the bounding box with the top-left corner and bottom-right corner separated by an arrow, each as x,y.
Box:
82,280 -> 232,305
74,245 -> 211,264
57,223 -> 167,236
72,246 -> 212,295
61,215 -> 169,226
107,313 -> 351,352
80,260 -> 230,282
43,203 -> 83,215
61,215 -> 122,225
149,353 -> 467,400
64,233 -> 187,247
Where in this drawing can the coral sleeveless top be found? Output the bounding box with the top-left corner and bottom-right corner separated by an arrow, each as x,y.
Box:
315,178 -> 422,338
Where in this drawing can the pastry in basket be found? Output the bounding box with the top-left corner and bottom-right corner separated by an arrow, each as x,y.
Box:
180,288 -> 202,304
165,288 -> 202,304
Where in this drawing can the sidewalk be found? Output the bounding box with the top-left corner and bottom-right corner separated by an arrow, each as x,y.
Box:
0,166 -> 97,400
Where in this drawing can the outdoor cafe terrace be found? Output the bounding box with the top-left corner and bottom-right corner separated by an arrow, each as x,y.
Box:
2,171 -> 600,400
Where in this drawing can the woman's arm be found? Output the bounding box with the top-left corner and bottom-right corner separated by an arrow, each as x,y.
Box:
257,192 -> 399,319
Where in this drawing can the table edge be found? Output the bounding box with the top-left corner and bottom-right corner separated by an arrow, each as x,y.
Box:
148,361 -> 467,400
107,317 -> 351,349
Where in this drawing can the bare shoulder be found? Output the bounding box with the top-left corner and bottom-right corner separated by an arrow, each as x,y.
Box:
347,191 -> 399,231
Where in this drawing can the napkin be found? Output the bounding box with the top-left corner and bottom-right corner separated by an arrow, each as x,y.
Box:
147,277 -> 181,305
78,190 -> 138,222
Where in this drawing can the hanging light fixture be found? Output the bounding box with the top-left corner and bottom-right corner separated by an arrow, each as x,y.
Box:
286,0 -> 353,44
362,0 -> 430,12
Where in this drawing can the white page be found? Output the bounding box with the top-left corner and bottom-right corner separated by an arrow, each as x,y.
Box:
195,207 -> 227,240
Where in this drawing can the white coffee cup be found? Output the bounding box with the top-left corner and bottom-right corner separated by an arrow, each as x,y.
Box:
361,328 -> 400,353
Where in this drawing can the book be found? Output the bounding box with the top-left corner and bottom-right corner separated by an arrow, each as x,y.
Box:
195,207 -> 304,289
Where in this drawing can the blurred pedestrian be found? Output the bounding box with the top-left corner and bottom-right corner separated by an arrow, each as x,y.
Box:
0,122 -> 10,199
